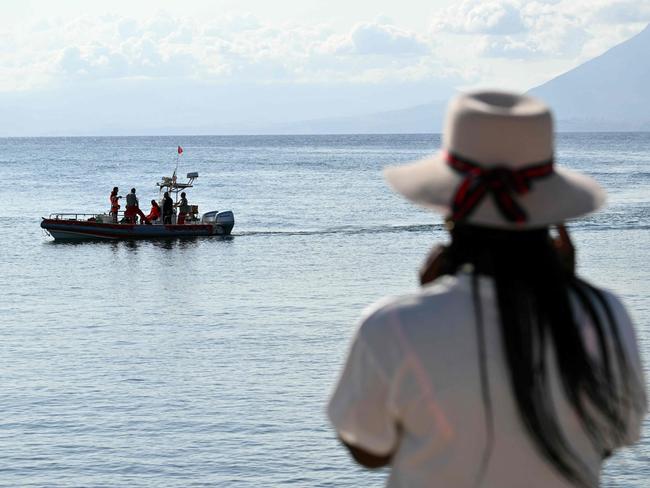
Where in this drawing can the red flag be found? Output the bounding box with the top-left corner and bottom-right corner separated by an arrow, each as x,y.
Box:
177,145 -> 183,155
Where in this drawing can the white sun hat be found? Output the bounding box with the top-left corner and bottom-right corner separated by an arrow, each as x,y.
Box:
384,91 -> 606,229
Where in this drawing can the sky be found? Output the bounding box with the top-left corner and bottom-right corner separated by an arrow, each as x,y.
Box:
1,0 -> 649,135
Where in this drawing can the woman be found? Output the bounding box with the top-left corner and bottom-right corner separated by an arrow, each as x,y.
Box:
145,199 -> 161,223
109,186 -> 121,223
328,91 -> 646,487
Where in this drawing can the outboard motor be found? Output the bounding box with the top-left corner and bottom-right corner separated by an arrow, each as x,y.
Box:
201,211 -> 219,223
215,211 -> 235,235
202,210 -> 235,235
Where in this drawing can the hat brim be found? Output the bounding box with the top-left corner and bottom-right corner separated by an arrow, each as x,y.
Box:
384,152 -> 606,229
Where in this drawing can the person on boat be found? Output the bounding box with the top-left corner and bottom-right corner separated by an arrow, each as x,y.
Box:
162,192 -> 174,224
109,187 -> 121,223
145,200 -> 161,224
176,191 -> 190,224
124,188 -> 149,224
327,91 -> 647,488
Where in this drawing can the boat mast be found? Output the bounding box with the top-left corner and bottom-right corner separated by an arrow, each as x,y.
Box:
173,145 -> 183,204
156,146 -> 196,206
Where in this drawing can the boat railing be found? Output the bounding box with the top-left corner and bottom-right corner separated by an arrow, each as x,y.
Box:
48,212 -> 122,221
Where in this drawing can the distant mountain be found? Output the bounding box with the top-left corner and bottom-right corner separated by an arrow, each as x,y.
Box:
265,100 -> 448,134
0,79 -> 455,137
528,24 -> 650,131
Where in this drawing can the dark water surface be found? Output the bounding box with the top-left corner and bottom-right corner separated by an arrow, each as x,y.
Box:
0,133 -> 648,487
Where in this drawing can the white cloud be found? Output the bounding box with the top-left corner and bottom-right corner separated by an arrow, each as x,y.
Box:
476,6 -> 591,59
59,46 -> 85,74
432,0 -> 600,60
57,37 -> 197,81
478,37 -> 541,58
143,13 -> 177,39
591,0 -> 650,24
117,18 -> 139,39
0,4 -> 646,93
0,14 -> 449,91
432,0 -> 526,35
334,22 -> 430,55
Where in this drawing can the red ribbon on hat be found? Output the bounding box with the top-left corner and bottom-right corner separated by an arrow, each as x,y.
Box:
446,151 -> 554,224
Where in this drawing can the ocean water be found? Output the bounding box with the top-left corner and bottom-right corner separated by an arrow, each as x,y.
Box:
0,133 -> 648,487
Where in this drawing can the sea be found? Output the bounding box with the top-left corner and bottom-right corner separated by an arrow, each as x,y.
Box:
0,133 -> 648,487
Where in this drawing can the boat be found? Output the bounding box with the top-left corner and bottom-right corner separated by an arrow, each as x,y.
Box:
41,165 -> 235,241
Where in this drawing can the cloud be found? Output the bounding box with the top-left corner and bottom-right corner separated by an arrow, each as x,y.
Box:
431,1 -> 615,60
0,13 -> 450,91
432,0 -> 527,35
58,39 -> 195,80
476,7 -> 591,59
591,0 -> 650,24
59,46 -> 86,74
117,18 -> 139,39
592,0 -> 650,24
335,22 -> 430,56
0,4 -> 644,93
478,37 -> 541,58
143,13 -> 177,39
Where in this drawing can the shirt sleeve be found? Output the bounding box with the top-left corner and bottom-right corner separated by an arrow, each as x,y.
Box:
327,329 -> 398,456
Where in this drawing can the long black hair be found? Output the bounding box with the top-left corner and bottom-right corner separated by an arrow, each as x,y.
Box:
443,224 -> 643,487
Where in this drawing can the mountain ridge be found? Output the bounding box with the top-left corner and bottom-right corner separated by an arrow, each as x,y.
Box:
528,24 -> 650,131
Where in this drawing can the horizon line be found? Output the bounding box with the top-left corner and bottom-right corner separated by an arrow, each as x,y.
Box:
2,129 -> 650,139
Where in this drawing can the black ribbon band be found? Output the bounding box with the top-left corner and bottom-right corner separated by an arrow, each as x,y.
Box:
446,151 -> 554,224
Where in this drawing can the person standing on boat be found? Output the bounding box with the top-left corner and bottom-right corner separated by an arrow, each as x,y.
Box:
327,91 -> 647,488
124,188 -> 149,224
145,200 -> 161,224
162,192 -> 174,224
176,191 -> 189,224
109,187 -> 121,223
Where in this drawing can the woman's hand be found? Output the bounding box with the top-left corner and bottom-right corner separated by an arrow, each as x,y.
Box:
552,224 -> 575,273
419,245 -> 453,286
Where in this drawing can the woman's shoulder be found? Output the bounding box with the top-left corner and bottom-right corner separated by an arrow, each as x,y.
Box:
590,286 -> 641,354
357,274 -> 471,336
573,282 -> 634,331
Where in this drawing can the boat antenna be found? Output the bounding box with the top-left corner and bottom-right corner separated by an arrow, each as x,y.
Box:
173,145 -> 183,183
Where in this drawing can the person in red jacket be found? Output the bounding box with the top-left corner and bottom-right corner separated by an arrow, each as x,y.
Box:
145,200 -> 161,224
123,188 -> 150,224
109,187 -> 121,223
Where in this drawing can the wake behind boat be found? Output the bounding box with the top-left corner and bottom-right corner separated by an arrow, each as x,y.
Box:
41,149 -> 235,241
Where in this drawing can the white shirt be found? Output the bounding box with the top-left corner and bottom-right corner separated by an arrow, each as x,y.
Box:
328,271 -> 646,488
